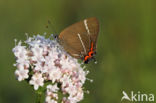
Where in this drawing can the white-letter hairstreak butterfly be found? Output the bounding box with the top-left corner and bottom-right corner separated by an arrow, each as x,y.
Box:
58,17 -> 99,64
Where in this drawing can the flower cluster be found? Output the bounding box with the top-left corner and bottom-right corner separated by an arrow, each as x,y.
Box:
12,34 -> 89,103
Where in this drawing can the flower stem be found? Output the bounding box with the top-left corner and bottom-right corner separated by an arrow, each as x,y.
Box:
35,92 -> 42,103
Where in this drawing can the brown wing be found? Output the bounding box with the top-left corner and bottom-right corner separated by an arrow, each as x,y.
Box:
59,17 -> 99,59
85,17 -> 99,50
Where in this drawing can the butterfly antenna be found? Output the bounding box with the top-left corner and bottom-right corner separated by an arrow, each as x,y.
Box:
46,19 -> 58,34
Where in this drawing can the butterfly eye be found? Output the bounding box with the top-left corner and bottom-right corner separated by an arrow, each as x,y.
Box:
54,35 -> 58,39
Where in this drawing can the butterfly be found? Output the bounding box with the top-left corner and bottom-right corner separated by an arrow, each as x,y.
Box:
58,17 -> 99,64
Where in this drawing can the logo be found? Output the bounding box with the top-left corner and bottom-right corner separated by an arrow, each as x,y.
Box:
121,91 -> 154,102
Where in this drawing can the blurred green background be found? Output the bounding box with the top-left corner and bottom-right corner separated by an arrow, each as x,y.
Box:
0,0 -> 156,103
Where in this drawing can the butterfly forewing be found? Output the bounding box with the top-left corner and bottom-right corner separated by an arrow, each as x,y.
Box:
59,17 -> 99,59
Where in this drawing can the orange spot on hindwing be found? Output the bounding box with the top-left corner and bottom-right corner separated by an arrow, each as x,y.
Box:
84,42 -> 94,63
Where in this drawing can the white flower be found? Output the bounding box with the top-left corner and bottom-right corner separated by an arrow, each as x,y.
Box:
47,84 -> 59,93
29,73 -> 44,90
65,83 -> 77,96
60,74 -> 71,87
15,67 -> 29,81
31,45 -> 45,62
60,58 -> 73,70
42,62 -> 55,74
13,45 -> 28,63
48,50 -> 59,60
49,68 -> 62,83
33,62 -> 44,72
13,34 -> 89,103
46,84 -> 59,101
77,69 -> 87,84
75,90 -> 84,101
13,43 -> 26,58
68,89 -> 84,103
46,95 -> 57,103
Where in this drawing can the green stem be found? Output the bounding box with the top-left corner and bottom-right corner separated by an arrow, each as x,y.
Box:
35,92 -> 42,103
